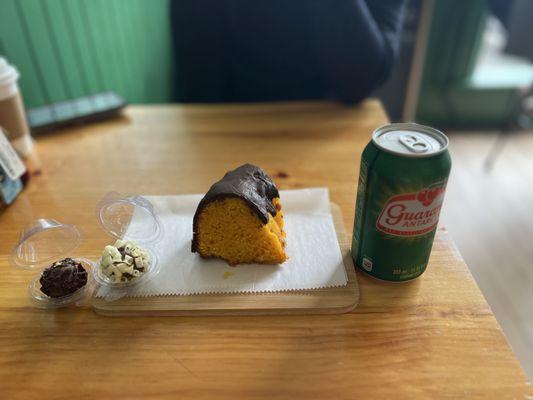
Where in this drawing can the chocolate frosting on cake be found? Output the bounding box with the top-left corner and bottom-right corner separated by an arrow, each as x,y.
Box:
192,164 -> 279,252
39,258 -> 88,298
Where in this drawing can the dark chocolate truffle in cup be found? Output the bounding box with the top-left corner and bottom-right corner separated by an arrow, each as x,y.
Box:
39,258 -> 88,298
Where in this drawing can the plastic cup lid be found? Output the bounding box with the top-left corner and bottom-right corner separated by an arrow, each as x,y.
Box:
0,57 -> 20,101
95,192 -> 161,242
0,57 -> 19,84
11,218 -> 82,270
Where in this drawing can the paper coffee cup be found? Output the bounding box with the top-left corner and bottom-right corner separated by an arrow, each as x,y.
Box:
0,57 -> 33,157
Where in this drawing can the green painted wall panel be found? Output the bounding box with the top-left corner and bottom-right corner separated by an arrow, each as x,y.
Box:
62,0 -> 103,94
0,0 -> 173,108
45,0 -> 85,99
0,0 -> 47,106
20,0 -> 70,102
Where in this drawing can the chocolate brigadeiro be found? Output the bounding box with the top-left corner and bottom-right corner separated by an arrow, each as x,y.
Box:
39,258 -> 88,298
191,163 -> 280,252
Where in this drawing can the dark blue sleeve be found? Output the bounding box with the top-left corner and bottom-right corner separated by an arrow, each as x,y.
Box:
311,0 -> 406,104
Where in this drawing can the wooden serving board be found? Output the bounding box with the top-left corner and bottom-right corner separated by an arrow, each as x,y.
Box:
92,204 -> 359,316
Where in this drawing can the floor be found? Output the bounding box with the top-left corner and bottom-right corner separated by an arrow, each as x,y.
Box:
441,129 -> 533,380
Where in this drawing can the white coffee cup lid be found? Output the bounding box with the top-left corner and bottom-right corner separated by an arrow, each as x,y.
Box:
0,57 -> 20,100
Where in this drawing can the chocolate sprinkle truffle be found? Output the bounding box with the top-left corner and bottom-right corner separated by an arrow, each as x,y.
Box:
39,258 -> 88,298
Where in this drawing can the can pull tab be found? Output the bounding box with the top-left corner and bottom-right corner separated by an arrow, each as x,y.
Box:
399,134 -> 430,153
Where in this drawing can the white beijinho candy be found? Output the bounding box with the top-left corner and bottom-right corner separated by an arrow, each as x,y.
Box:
99,239 -> 151,283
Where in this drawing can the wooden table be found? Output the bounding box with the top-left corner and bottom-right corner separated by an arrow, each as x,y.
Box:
0,101 -> 530,399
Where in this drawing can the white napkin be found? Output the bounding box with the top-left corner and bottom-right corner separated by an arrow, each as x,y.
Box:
97,188 -> 347,297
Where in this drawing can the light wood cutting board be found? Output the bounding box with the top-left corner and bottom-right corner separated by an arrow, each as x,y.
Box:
92,204 -> 359,316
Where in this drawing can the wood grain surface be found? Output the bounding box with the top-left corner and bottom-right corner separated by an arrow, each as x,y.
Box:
92,203 -> 359,316
0,101 -> 530,399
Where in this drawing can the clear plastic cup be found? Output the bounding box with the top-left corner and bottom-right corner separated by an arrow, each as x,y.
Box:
92,192 -> 163,301
11,218 -> 95,309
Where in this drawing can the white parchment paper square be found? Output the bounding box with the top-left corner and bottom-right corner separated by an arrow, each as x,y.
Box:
97,188 -> 347,297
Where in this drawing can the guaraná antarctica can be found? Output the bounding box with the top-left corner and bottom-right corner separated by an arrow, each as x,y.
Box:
351,123 -> 451,281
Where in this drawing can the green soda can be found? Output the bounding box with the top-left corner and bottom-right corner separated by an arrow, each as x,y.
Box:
352,123 -> 451,281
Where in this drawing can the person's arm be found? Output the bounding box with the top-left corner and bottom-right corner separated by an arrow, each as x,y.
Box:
311,0 -> 406,104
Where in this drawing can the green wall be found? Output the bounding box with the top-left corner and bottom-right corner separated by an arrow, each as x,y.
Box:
0,0 -> 173,108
